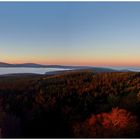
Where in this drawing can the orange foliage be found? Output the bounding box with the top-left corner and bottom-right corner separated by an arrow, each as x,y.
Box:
73,108 -> 138,138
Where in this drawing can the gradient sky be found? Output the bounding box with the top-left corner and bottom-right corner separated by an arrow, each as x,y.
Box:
0,2 -> 140,66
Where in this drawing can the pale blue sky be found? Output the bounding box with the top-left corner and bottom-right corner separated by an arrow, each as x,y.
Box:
0,2 -> 140,66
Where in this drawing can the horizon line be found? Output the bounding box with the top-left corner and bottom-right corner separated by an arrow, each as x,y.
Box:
1,61 -> 140,68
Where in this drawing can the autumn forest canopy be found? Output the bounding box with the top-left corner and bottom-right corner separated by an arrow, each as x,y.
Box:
0,70 -> 140,138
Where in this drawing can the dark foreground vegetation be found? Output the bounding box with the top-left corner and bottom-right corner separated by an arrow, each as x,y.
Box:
0,70 -> 140,138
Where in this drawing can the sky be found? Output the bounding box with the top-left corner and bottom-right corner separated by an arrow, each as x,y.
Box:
0,2 -> 140,66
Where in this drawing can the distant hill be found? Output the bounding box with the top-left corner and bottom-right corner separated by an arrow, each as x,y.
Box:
0,62 -> 75,68
0,62 -> 12,67
0,62 -> 45,67
0,62 -> 132,73
12,63 -> 45,67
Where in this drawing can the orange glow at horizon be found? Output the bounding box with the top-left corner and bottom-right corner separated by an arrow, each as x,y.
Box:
2,57 -> 140,67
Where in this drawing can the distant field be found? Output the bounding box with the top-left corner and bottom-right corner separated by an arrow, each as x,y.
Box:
0,70 -> 140,138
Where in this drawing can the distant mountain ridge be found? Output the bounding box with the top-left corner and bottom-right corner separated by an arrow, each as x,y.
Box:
0,62 -> 131,72
0,62 -> 12,67
0,62 -> 44,67
0,62 -> 75,68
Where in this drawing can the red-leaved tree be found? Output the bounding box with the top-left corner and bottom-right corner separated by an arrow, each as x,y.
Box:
73,107 -> 138,138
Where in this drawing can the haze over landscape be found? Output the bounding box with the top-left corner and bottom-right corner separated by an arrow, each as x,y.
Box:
0,2 -> 140,67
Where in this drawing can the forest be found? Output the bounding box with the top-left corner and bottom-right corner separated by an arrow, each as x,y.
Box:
0,70 -> 140,138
